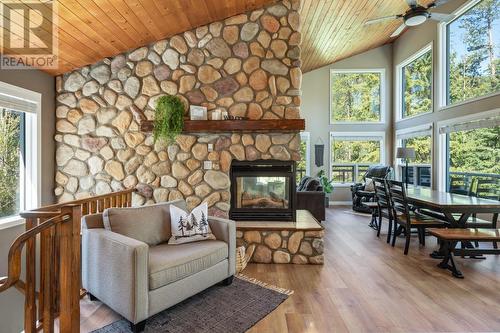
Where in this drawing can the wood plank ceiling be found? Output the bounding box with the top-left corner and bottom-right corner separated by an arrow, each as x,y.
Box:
1,0 -> 434,76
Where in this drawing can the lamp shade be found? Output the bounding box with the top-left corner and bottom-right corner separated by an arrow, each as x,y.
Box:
396,147 -> 415,160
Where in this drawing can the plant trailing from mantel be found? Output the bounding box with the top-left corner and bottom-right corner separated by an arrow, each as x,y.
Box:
153,95 -> 184,143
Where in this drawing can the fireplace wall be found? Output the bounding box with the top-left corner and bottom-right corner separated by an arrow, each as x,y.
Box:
53,0 -> 303,218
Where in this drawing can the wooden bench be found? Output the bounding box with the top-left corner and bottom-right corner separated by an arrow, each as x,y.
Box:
428,228 -> 500,278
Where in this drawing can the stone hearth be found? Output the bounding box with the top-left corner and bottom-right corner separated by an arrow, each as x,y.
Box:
236,210 -> 324,264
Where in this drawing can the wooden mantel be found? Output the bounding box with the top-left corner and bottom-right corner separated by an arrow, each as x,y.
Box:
140,119 -> 305,133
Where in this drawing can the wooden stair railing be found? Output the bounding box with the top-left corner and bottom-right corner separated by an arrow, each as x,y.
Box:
0,189 -> 135,333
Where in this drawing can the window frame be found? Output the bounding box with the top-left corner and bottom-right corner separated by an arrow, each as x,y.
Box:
329,131 -> 386,186
329,68 -> 386,125
298,132 -> 310,178
395,43 -> 433,122
395,124 -> 433,187
0,81 -> 41,228
437,0 -> 500,110
437,108 -> 500,191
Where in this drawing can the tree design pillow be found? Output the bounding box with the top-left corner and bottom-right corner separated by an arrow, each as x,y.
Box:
169,202 -> 215,244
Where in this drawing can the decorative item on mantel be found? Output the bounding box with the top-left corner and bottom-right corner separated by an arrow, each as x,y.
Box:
153,95 -> 184,143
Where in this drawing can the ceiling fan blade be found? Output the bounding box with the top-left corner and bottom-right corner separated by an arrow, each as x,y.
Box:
429,12 -> 453,21
365,15 -> 402,25
406,0 -> 418,7
427,0 -> 451,9
390,23 -> 407,38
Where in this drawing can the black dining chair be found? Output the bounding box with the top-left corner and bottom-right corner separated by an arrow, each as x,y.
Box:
386,180 -> 447,255
373,177 -> 393,243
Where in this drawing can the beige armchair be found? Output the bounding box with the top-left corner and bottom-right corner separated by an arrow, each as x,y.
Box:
81,199 -> 236,333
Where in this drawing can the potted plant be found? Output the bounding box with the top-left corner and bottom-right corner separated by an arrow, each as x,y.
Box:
153,95 -> 184,143
317,169 -> 334,208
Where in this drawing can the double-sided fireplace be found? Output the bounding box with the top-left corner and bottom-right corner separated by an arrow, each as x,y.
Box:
229,160 -> 296,221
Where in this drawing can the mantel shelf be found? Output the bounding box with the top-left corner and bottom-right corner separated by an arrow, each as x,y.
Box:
140,119 -> 305,133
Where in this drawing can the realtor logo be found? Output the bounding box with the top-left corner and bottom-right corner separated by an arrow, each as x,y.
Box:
0,1 -> 58,70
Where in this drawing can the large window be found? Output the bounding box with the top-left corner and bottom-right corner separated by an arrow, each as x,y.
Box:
439,113 -> 499,194
0,108 -> 25,218
296,132 -> 310,183
399,47 -> 432,119
330,70 -> 384,123
330,133 -> 384,184
396,126 -> 433,187
0,84 -> 39,223
445,0 -> 500,105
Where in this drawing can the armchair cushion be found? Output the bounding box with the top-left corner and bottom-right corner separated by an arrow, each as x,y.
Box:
102,200 -> 185,246
148,240 -> 228,290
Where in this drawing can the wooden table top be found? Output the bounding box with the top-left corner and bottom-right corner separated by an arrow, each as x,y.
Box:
406,186 -> 500,212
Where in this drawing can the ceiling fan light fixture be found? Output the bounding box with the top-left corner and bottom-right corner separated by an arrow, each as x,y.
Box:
404,11 -> 430,26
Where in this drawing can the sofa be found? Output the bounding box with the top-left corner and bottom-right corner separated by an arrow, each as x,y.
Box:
81,199 -> 236,332
350,165 -> 392,213
296,176 -> 326,221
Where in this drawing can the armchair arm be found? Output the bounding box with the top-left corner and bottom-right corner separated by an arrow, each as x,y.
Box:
82,229 -> 149,324
208,216 -> 236,276
351,183 -> 364,192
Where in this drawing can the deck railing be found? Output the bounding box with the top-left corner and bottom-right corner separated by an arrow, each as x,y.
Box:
0,188 -> 135,333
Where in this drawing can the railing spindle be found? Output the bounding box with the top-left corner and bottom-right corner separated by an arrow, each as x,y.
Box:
24,218 -> 37,333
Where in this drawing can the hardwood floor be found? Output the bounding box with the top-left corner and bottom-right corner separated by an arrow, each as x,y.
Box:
80,207 -> 500,332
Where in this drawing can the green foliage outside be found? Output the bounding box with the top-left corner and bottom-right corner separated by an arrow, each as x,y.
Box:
449,127 -> 499,174
403,135 -> 432,164
403,51 -> 432,118
332,140 -> 381,163
0,109 -> 22,218
296,138 -> 308,183
153,95 -> 184,144
448,0 -> 499,104
331,72 -> 381,122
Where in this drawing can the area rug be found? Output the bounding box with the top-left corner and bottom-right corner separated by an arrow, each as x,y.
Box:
91,274 -> 293,333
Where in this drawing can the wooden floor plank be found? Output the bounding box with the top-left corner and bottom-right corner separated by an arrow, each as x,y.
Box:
80,207 -> 500,333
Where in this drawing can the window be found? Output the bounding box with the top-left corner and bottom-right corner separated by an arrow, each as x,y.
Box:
330,70 -> 384,123
296,132 -> 310,184
398,46 -> 432,119
330,133 -> 385,184
438,111 -> 500,194
445,0 -> 500,105
396,125 -> 433,187
0,83 -> 40,223
0,108 -> 25,218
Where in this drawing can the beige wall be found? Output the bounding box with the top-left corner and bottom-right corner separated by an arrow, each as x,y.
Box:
0,68 -> 55,333
301,45 -> 394,202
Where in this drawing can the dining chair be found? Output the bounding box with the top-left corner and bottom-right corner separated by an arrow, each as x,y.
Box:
373,177 -> 393,243
386,180 -> 447,255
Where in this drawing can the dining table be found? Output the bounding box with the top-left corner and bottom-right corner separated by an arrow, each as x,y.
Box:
405,186 -> 500,257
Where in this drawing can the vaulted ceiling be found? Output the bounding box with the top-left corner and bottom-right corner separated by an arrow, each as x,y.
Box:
1,0 -> 433,76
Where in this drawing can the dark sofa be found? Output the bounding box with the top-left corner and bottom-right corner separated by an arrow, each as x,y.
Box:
296,176 -> 326,222
350,165 -> 392,213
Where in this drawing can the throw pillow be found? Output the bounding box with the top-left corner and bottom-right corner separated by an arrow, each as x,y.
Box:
364,178 -> 375,192
169,202 -> 216,244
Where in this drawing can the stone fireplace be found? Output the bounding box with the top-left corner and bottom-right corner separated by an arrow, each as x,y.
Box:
229,159 -> 296,221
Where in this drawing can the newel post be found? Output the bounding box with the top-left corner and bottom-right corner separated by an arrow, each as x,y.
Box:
58,205 -> 81,333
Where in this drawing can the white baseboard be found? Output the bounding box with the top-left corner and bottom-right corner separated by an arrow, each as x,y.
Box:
329,201 -> 351,206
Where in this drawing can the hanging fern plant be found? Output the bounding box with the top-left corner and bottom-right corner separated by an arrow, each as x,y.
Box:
153,95 -> 184,144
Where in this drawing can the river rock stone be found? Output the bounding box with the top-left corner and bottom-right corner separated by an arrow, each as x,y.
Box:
204,170 -> 230,189
90,65 -> 111,84
64,72 -> 85,92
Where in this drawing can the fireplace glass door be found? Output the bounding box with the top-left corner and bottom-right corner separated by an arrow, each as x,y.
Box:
235,176 -> 290,209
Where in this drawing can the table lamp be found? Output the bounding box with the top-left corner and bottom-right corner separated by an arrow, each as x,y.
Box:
396,147 -> 415,188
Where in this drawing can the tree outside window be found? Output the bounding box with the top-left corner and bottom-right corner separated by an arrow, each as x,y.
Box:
402,50 -> 432,118
447,0 -> 500,105
0,108 -> 24,218
331,71 -> 382,122
330,136 -> 382,183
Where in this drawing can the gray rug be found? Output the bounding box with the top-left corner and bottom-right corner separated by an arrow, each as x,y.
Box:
91,275 -> 292,333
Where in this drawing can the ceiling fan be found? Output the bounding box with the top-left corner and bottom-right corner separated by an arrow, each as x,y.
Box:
365,0 -> 453,37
